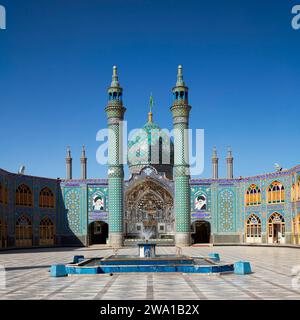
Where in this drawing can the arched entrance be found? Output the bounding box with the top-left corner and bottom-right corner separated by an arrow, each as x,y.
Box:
268,212 -> 285,244
246,214 -> 262,243
39,217 -> 55,246
88,221 -> 108,245
192,221 -> 211,244
125,179 -> 174,240
15,215 -> 32,247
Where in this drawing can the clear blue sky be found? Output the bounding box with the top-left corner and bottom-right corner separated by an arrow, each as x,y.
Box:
1,0 -> 299,179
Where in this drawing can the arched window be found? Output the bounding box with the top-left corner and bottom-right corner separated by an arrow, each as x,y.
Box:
297,177 -> 300,201
268,212 -> 285,244
39,187 -> 55,208
16,184 -> 33,207
39,217 -> 55,246
267,181 -> 285,204
15,215 -> 32,247
245,184 -> 261,206
246,214 -> 262,243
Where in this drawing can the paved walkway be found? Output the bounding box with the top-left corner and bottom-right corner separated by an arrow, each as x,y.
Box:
0,246 -> 299,300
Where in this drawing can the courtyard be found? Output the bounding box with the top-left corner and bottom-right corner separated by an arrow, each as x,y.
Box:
0,245 -> 299,300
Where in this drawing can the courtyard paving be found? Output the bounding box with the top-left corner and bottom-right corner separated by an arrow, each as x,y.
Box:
0,245 -> 299,300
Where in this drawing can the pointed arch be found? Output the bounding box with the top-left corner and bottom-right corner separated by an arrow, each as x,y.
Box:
125,179 -> 174,238
268,212 -> 285,244
15,215 -> 32,247
16,184 -> 33,207
39,187 -> 55,208
245,214 -> 262,243
245,184 -> 261,206
39,216 -> 55,246
88,221 -> 108,245
267,181 -> 285,204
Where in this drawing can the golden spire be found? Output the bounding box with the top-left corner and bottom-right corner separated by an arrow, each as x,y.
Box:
148,93 -> 154,122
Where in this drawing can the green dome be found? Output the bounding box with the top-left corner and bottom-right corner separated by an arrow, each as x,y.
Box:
127,119 -> 174,179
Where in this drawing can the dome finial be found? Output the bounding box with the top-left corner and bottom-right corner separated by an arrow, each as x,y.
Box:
176,64 -> 185,86
81,145 -> 86,158
111,65 -> 120,87
212,146 -> 217,158
148,93 -> 154,122
66,145 -> 71,158
227,146 -> 233,158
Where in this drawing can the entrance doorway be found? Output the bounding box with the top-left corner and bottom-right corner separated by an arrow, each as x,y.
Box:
193,221 -> 211,244
125,178 -> 174,240
88,221 -> 108,245
246,214 -> 262,243
273,224 -> 281,243
39,217 -> 55,246
268,212 -> 285,244
16,215 -> 32,247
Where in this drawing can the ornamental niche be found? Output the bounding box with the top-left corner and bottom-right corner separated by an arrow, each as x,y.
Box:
125,179 -> 174,239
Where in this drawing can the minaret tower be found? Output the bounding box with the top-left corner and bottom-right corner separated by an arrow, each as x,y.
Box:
66,146 -> 72,180
170,65 -> 192,246
212,146 -> 219,179
226,146 -> 234,179
80,145 -> 87,180
105,66 -> 126,247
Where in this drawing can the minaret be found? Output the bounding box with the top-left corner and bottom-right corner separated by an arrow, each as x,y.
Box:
80,145 -> 87,180
66,146 -> 72,180
226,146 -> 234,179
170,65 -> 192,246
105,66 -> 126,247
212,146 -> 219,179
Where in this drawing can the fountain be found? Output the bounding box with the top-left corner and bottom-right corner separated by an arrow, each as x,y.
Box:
51,229 -> 237,276
56,250 -> 235,275
49,224 -> 242,276
138,229 -> 156,258
138,241 -> 156,258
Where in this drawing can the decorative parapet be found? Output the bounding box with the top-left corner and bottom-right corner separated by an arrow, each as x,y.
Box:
191,164 -> 300,185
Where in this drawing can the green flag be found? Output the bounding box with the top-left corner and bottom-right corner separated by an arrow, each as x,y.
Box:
149,93 -> 154,112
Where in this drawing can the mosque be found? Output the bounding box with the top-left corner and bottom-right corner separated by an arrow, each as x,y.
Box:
0,66 -> 300,249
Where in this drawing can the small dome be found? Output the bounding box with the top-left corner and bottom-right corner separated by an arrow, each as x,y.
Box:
128,119 -> 174,179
